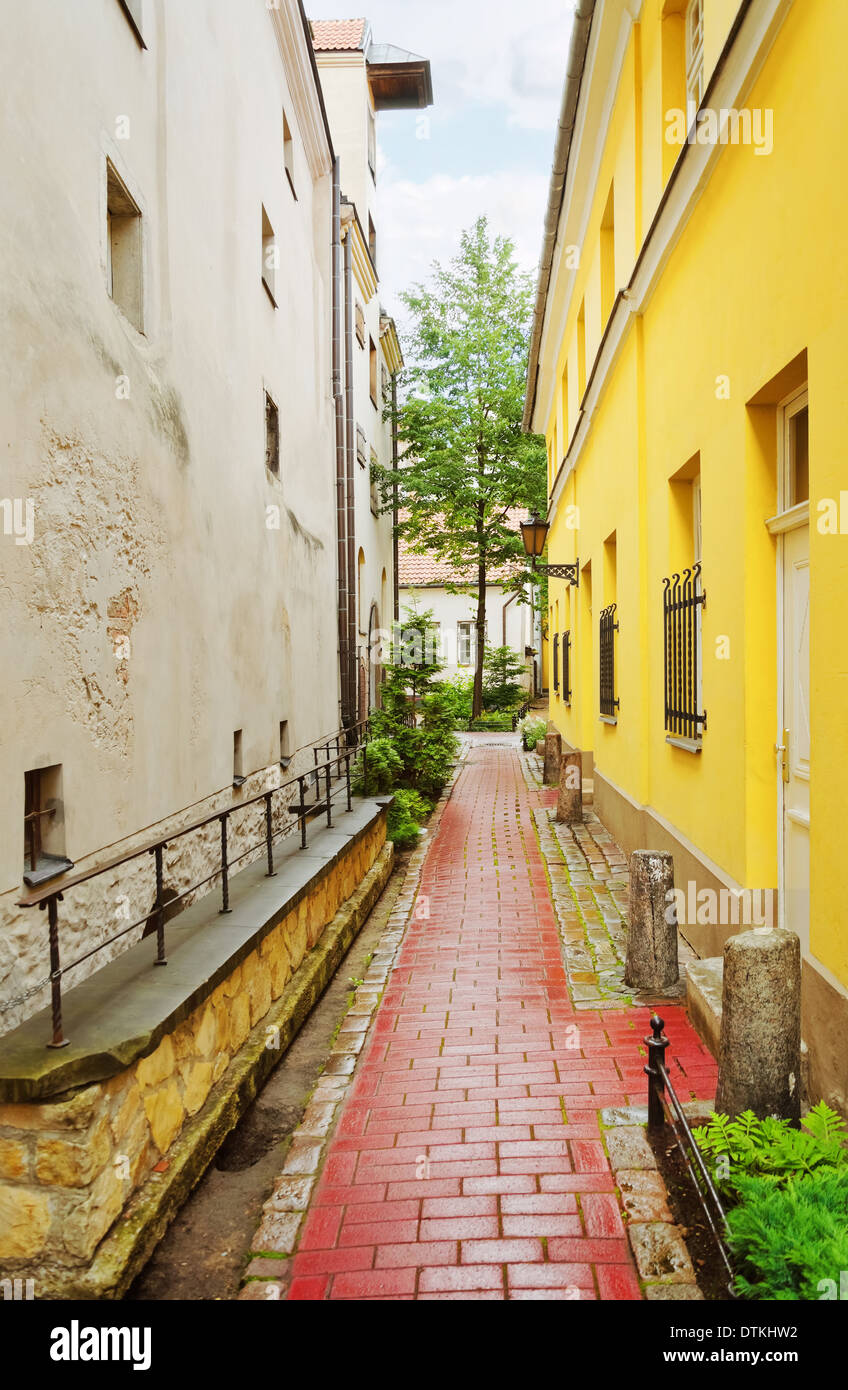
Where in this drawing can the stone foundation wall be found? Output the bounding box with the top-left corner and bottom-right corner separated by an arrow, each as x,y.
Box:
0,815 -> 385,1286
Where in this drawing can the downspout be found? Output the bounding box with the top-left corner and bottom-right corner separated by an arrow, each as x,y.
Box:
523,0 -> 597,434
391,371 -> 399,624
502,589 -> 519,646
332,160 -> 350,728
343,221 -> 358,727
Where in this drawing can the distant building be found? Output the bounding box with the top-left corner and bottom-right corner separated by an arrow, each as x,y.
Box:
311,18 -> 433,716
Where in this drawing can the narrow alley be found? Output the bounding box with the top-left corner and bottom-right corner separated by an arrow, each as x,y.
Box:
246,736 -> 716,1301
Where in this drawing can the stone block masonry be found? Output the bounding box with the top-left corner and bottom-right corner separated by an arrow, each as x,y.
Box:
0,802 -> 391,1296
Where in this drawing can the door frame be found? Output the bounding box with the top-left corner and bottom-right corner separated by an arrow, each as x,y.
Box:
772,383 -> 810,933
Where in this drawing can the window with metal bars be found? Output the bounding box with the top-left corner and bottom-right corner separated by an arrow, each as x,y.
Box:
553,633 -> 559,693
562,630 -> 572,704
599,604 -> 619,717
663,565 -> 707,742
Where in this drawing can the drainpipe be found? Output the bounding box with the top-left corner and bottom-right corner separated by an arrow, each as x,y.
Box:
343,218 -> 358,728
332,160 -> 350,728
391,371 -> 400,624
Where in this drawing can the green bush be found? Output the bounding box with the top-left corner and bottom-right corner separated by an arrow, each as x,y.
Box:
726,1168 -> 848,1300
694,1102 -> 848,1196
482,644 -> 527,712
351,737 -> 403,797
441,673 -> 475,728
387,789 -> 433,850
516,714 -> 547,750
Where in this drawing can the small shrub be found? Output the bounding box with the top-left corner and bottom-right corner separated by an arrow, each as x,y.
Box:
351,737 -> 403,797
482,644 -> 527,712
726,1168 -> 848,1300
441,674 -> 475,728
517,714 -> 546,750
387,788 -> 433,850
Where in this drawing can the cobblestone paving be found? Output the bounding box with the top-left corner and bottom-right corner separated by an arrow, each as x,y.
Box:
521,748 -> 695,1008
258,737 -> 716,1301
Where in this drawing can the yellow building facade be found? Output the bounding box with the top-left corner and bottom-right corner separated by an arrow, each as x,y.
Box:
525,0 -> 847,1113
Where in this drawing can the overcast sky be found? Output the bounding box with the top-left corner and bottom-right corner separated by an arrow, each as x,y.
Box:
310,1 -> 576,329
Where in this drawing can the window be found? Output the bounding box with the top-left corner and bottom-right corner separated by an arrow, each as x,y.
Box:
783,391 -> 809,508
355,302 -> 366,348
368,108 -> 377,178
370,451 -> 380,516
279,721 -> 292,769
685,0 -> 705,112
117,0 -> 146,47
261,206 -> 278,306
106,159 -> 143,330
457,621 -> 474,667
599,604 -> 619,718
233,731 -> 245,787
663,568 -> 706,744
265,391 -> 280,476
368,214 -> 377,270
356,425 -> 367,468
23,766 -> 72,886
283,110 -> 296,197
562,630 -> 572,705
369,338 -> 378,408
553,633 -> 560,693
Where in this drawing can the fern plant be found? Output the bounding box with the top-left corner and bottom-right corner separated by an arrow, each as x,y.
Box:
726,1168 -> 848,1300
694,1101 -> 848,1196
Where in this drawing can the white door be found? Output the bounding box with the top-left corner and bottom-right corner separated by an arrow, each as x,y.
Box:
778,390 -> 810,949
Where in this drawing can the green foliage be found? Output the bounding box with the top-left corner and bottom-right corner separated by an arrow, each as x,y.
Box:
387,789 -> 433,851
468,713 -> 515,732
372,217 -> 547,718
517,714 -> 547,750
441,673 -> 475,728
482,645 -> 527,711
694,1102 -> 848,1196
351,737 -> 403,797
726,1168 -> 848,1300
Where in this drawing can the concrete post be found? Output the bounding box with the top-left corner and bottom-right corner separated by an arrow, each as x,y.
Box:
542,732 -> 562,786
535,739 -> 545,757
624,850 -> 679,991
556,750 -> 583,824
715,928 -> 801,1121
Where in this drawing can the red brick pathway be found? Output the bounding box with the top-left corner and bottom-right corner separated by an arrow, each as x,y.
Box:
287,742 -> 716,1300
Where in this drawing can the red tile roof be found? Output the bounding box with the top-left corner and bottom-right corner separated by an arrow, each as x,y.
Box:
310,18 -> 367,52
398,511 -> 528,588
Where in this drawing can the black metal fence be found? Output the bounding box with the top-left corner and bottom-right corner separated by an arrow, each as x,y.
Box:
645,1013 -> 735,1296
562,630 -> 572,705
663,565 -> 707,740
15,719 -> 374,1048
599,603 -> 619,716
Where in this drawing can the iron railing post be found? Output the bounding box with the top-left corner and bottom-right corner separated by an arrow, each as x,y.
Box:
264,792 -> 275,877
219,813 -> 231,914
44,894 -> 68,1048
645,1013 -> 669,1132
345,753 -> 352,811
326,756 -> 333,827
153,843 -> 167,965
299,777 -> 307,849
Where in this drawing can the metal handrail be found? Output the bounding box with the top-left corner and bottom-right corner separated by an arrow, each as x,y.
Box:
645,1013 -> 736,1297
12,719 -> 373,1049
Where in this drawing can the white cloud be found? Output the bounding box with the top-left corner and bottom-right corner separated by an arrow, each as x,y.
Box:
378,168 -> 550,325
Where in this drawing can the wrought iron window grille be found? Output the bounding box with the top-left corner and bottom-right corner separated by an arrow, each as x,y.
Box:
663,564 -> 707,741
562,630 -> 572,705
599,603 -> 619,716
553,633 -> 559,693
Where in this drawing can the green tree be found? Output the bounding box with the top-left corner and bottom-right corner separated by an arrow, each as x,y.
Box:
482,644 -> 527,711
380,217 -> 547,719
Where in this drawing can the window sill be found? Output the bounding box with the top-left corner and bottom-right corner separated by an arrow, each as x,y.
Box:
599,715 -> 618,726
23,855 -> 75,889
666,735 -> 703,754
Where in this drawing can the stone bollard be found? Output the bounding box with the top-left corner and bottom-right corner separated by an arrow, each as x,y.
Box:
624,850 -> 679,992
543,732 -> 562,786
535,739 -> 545,757
715,928 -> 801,1121
556,750 -> 583,825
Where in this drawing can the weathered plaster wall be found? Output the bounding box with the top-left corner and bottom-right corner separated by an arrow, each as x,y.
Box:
0,2 -> 341,1027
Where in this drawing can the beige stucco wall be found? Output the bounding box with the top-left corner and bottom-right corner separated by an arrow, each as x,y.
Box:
0,1 -> 341,1029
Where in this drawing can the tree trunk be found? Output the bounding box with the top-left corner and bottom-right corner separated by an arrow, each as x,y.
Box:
472,555 -> 486,720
